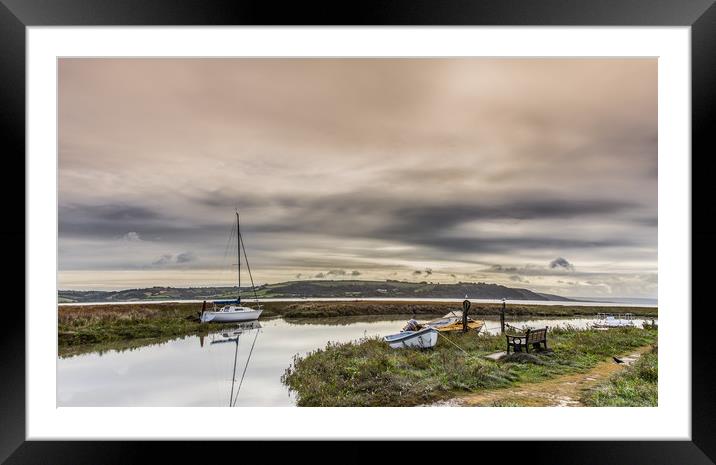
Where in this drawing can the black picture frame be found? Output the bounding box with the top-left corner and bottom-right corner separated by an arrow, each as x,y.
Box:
2,0 -> 714,463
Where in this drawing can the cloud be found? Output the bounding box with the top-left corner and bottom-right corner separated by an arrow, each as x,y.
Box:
314,272 -> 325,278
509,275 -> 529,283
549,257 -> 575,271
152,254 -> 173,266
295,273 -> 302,279
351,270 -> 361,276
326,269 -> 347,276
489,265 -> 519,272
488,261 -> 579,276
424,268 -> 433,275
176,252 -> 196,263
413,270 -> 422,275
121,231 -> 142,242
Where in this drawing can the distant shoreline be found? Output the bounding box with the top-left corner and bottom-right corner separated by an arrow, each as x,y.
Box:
58,296 -> 658,308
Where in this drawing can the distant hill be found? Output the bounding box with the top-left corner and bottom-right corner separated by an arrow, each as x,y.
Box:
58,279 -> 574,303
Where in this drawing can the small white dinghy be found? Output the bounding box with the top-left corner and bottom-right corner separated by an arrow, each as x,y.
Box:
384,327 -> 438,349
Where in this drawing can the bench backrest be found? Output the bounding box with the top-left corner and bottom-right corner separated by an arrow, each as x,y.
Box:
526,327 -> 548,343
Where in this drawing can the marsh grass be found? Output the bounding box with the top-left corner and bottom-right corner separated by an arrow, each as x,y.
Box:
58,303 -> 241,355
281,327 -> 658,406
581,345 -> 658,407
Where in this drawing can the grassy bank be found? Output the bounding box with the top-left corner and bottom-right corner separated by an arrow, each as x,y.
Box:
281,326 -> 658,406
58,303 -> 231,356
58,301 -> 657,355
581,345 -> 658,406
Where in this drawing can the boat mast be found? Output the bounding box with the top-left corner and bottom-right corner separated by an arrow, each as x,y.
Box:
236,210 -> 241,302
239,221 -> 261,305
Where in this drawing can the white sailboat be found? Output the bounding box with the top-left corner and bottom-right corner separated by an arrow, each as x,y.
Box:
200,210 -> 263,323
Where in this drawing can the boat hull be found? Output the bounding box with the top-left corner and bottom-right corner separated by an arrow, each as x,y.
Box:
591,322 -> 634,329
384,328 -> 438,349
201,308 -> 263,323
422,313 -> 484,333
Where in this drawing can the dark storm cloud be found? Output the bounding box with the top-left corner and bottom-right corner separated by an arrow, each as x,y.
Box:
59,203 -> 164,238
550,257 -> 575,270
412,236 -> 633,254
239,193 -> 647,255
58,203 -> 228,241
389,198 -> 638,225
59,203 -> 160,228
59,189 -> 650,259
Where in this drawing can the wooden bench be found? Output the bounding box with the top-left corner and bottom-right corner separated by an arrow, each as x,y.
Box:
506,327 -> 548,353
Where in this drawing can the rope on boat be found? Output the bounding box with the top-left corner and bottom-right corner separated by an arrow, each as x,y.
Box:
220,220 -> 237,284
435,331 -> 471,356
238,231 -> 261,307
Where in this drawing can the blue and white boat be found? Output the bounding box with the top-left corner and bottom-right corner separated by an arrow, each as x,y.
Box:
200,210 -> 263,324
384,327 -> 438,349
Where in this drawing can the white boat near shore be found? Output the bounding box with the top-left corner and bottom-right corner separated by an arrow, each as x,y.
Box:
591,312 -> 635,329
384,327 -> 438,349
200,304 -> 263,323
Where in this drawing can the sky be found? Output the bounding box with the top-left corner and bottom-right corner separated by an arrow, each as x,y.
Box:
58,58 -> 657,298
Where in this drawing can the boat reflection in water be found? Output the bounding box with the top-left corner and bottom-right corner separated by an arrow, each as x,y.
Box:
199,320 -> 262,406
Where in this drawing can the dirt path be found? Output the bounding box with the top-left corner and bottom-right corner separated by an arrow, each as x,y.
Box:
452,345 -> 652,407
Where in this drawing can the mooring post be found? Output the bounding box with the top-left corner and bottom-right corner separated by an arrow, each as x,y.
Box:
500,298 -> 506,334
462,299 -> 471,332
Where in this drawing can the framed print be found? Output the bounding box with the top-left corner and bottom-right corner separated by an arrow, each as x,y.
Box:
3,0 -> 715,463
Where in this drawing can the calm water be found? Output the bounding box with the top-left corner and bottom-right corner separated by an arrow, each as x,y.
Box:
57,315 -> 656,407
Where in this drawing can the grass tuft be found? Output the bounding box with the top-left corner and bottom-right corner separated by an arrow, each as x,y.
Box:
581,345 -> 658,407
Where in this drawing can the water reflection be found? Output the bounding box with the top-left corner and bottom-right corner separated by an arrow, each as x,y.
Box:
57,315 -> 657,407
201,321 -> 262,406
